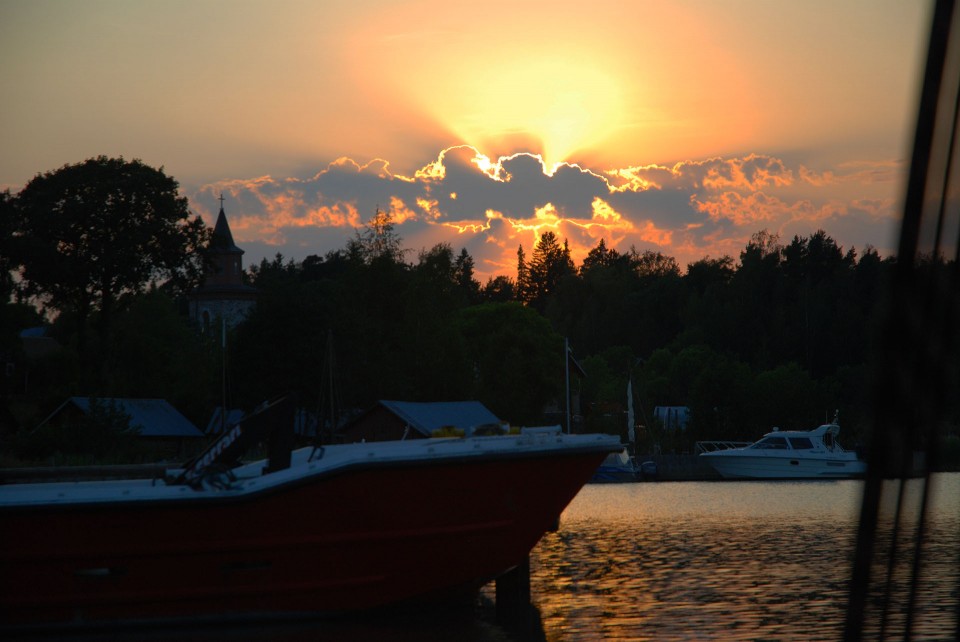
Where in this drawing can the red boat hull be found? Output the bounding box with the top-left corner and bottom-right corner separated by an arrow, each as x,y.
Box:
1,449 -> 605,627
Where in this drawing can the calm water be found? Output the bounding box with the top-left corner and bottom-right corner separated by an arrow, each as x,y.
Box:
519,474 -> 959,640
40,474 -> 959,641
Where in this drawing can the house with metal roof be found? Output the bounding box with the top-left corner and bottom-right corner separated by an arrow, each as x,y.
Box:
40,397 -> 204,439
342,400 -> 502,442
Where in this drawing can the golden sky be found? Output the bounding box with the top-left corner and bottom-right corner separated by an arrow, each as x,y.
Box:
0,0 -> 932,280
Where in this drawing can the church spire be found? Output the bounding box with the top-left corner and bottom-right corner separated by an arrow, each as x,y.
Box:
188,193 -> 256,330
211,193 -> 241,252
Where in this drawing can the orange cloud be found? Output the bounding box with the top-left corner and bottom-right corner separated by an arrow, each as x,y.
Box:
634,220 -> 673,246
608,155 -> 795,194
441,209 -> 500,234
700,155 -> 793,192
606,165 -> 672,191
414,148 -> 457,181
798,166 -> 839,187
850,198 -> 897,218
416,197 -> 441,219
190,144 -> 902,283
694,191 -> 790,226
386,195 -> 418,224
800,160 -> 902,187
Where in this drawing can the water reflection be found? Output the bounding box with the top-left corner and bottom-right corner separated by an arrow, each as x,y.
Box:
524,475 -> 958,641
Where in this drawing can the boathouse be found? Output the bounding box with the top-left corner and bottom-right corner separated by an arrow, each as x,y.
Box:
39,397 -> 204,440
342,400 -> 502,442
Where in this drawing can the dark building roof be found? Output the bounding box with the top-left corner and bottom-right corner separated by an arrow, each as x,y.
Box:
376,400 -> 501,437
43,398 -> 204,438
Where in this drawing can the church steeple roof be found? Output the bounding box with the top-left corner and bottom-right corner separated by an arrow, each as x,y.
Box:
211,194 -> 243,254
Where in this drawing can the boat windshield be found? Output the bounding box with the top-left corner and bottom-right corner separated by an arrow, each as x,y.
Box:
788,437 -> 814,450
751,436 -> 788,449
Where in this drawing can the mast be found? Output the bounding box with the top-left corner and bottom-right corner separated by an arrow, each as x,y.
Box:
565,337 -> 571,434
327,329 -> 336,441
220,315 -> 227,435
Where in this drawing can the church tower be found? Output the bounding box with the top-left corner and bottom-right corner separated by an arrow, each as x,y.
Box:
188,195 -> 257,329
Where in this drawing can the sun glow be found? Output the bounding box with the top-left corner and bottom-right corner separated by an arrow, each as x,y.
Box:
435,56 -> 626,167
349,3 -> 636,168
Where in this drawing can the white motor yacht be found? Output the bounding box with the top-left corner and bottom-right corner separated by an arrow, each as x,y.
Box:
699,421 -> 865,479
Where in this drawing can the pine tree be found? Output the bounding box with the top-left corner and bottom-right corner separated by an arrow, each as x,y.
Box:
454,248 -> 480,304
516,244 -> 530,304
581,238 -> 619,273
528,231 -> 575,307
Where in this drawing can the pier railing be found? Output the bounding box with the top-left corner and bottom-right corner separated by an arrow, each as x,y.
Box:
695,440 -> 751,454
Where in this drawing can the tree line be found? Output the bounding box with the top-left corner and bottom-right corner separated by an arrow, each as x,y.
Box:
1,157 -> 957,462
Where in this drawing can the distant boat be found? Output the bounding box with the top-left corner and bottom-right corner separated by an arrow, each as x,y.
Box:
698,419 -> 866,480
590,378 -> 640,483
0,398 -> 619,629
591,447 -> 639,482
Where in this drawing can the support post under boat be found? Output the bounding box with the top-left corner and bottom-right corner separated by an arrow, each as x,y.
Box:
495,555 -> 531,624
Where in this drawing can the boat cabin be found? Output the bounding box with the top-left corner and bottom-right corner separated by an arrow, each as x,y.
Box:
751,424 -> 841,451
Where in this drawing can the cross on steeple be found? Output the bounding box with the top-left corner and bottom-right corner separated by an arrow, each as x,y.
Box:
218,193 -> 225,211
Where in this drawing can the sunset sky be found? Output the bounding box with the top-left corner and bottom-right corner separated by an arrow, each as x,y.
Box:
1,0 -> 932,281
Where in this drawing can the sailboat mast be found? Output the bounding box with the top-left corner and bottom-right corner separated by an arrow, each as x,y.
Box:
220,316 -> 227,435
327,329 -> 336,439
565,337 -> 571,434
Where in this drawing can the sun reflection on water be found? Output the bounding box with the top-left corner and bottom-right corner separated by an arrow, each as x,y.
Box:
523,476 -> 959,641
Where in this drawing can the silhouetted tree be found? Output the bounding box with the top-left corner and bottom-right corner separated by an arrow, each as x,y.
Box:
300,250 -> 355,283
481,275 -> 515,302
527,231 -> 575,310
104,289 -> 215,421
11,157 -> 208,360
401,245 -> 472,400
629,248 -> 676,278
457,302 -> 563,423
414,244 -> 458,300
580,238 -> 620,274
232,255 -> 345,410
348,206 -> 405,264
454,248 -> 481,304
679,256 -> 736,348
728,230 -> 785,369
0,189 -> 17,303
515,245 -> 530,304
625,248 -> 683,355
684,256 -> 734,295
561,240 -> 637,352
248,253 -> 299,289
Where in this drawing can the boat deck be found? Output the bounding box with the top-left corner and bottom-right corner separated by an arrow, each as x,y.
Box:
0,428 -> 620,508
